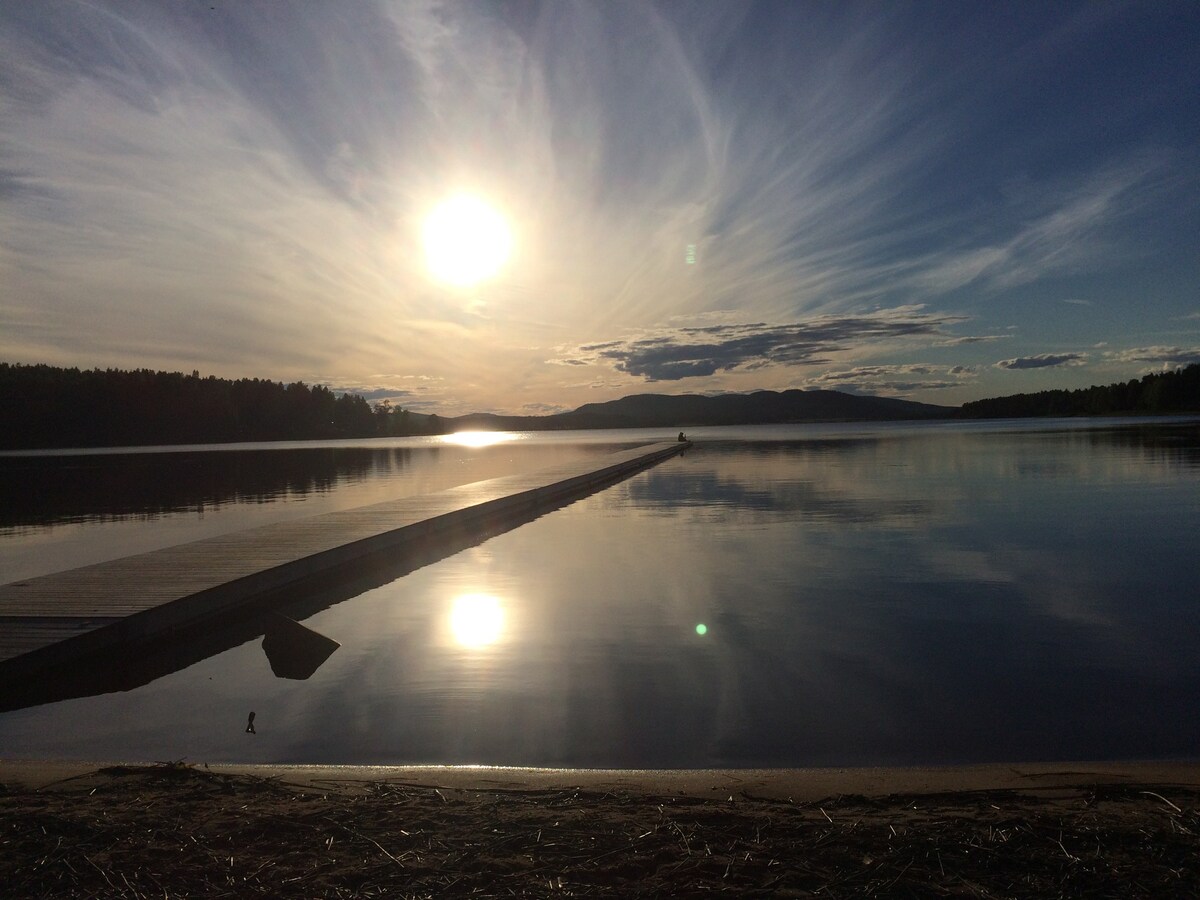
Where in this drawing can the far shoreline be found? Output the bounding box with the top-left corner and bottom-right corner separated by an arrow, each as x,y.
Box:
2,411 -> 1198,457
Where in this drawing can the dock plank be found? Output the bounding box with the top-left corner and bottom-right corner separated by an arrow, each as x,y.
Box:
0,441 -> 689,677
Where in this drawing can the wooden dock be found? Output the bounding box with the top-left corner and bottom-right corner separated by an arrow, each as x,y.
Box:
0,440 -> 689,682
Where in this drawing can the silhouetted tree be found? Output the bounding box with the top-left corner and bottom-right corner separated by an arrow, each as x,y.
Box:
959,364 -> 1200,419
0,363 -> 443,450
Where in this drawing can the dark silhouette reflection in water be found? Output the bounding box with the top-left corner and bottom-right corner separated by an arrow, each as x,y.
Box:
261,615 -> 340,680
0,438 -> 635,583
0,516 -> 517,711
0,456 -> 644,714
0,447 -> 396,529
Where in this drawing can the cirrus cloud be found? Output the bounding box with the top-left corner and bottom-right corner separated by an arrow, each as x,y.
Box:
805,363 -> 978,396
937,334 -> 1012,346
1103,346 -> 1200,367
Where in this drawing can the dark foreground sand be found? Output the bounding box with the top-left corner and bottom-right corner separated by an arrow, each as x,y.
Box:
2,760 -> 1199,897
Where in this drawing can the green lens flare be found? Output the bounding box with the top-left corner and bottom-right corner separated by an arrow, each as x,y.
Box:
695,623 -> 707,636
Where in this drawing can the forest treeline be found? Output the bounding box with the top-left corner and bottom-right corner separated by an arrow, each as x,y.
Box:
3,361 -> 1198,450
959,363 -> 1200,418
0,364 -> 443,450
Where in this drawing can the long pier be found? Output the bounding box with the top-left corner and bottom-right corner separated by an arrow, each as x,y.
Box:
0,441 -> 689,682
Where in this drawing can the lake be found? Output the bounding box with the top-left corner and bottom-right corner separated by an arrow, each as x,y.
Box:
1,419 -> 1198,767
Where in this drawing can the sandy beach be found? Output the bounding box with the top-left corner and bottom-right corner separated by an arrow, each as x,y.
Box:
3,759 -> 1198,896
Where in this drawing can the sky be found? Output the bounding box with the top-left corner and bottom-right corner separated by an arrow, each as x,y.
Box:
2,1 -> 1198,415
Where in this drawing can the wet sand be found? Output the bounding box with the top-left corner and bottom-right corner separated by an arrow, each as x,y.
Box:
3,760 -> 1199,896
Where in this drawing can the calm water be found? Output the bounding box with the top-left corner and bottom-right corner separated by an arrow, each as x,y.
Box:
1,420 -> 1198,767
0,432 -> 647,584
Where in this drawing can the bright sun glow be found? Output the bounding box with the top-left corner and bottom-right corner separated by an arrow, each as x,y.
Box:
449,593 -> 506,648
440,430 -> 520,448
422,194 -> 513,287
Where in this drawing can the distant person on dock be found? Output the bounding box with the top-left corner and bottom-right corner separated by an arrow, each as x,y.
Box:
678,431 -> 687,442
245,711 -> 256,734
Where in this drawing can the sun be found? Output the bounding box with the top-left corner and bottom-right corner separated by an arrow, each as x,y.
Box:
422,194 -> 513,287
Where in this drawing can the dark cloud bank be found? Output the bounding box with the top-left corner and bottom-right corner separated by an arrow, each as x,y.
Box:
995,353 -> 1086,370
569,308 -> 968,382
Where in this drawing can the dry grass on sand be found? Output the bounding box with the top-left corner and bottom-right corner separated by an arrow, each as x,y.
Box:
2,762 -> 1199,897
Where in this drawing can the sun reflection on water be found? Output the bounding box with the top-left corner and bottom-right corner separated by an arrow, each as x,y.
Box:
449,593 -> 506,648
440,431 -> 521,449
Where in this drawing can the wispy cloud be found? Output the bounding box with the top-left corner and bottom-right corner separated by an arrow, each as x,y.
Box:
1103,346 -> 1200,366
937,334 -> 1011,346
315,372 -> 451,410
562,306 -> 968,381
805,363 -> 976,395
912,161 -> 1160,295
995,353 -> 1088,370
0,3 -> 1195,412
810,364 -> 942,382
324,385 -> 413,402
520,401 -> 570,414
869,381 -> 963,393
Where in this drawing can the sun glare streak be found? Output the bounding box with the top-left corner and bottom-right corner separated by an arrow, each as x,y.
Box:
440,431 -> 521,448
422,194 -> 513,287
449,593 -> 506,648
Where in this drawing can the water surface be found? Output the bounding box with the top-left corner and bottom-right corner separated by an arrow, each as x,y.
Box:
1,420 -> 1197,767
0,432 -> 647,583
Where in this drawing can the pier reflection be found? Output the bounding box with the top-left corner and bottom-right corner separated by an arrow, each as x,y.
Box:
0,438 -> 622,584
0,481 -> 575,713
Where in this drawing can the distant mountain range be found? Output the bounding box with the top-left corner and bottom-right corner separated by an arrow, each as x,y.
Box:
449,389 -> 952,431
453,364 -> 1200,430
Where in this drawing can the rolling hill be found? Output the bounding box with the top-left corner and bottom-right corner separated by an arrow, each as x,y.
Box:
449,389 -> 952,431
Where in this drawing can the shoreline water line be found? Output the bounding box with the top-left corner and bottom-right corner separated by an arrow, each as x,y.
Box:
3,758 -> 1198,896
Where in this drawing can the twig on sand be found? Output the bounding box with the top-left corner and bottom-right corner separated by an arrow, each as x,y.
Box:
1140,790 -> 1183,813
